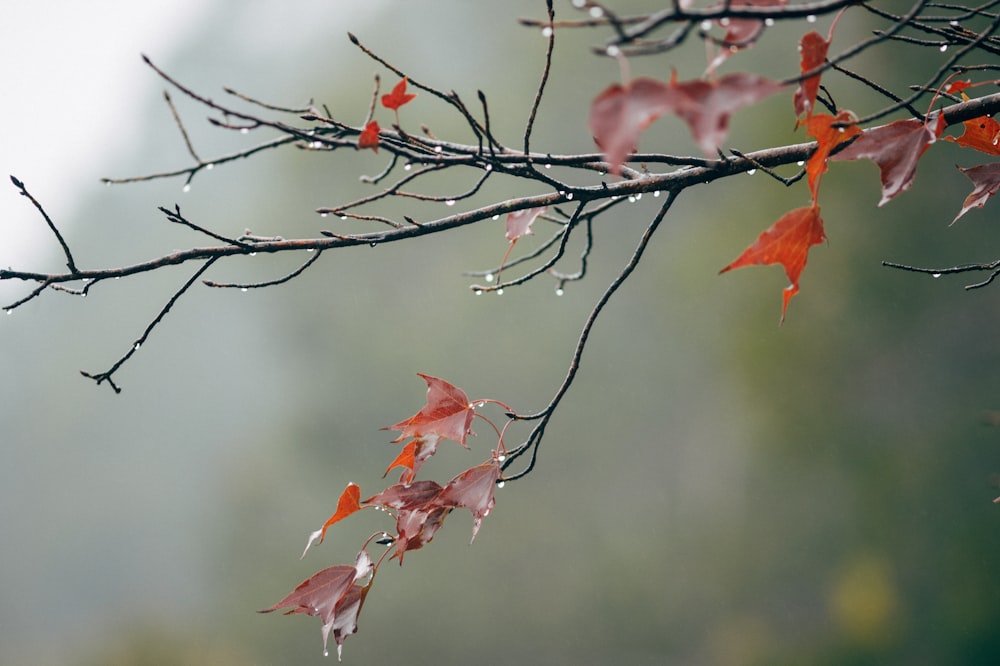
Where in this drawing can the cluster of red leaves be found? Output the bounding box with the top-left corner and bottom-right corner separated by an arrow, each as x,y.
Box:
588,12 -> 998,321
357,77 -> 417,154
260,374 -> 506,659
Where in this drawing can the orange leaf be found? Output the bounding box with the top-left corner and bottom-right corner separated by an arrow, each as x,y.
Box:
383,435 -> 441,483
358,120 -> 380,152
805,110 -> 860,201
720,204 -> 826,322
793,30 -> 831,120
301,483 -> 363,558
943,116 -> 1000,156
381,77 -> 416,111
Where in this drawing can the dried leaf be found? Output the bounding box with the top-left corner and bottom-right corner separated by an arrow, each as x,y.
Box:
506,206 -> 547,241
720,204 -> 826,322
953,162 -> 1000,223
943,115 -> 1000,156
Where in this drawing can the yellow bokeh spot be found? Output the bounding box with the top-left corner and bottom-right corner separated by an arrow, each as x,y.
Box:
828,553 -> 899,646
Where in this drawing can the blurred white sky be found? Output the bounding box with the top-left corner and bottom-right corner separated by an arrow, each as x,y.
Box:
0,1 -> 211,276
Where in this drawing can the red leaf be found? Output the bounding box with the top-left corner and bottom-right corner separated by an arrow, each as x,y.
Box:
830,114 -> 945,206
327,580 -> 373,661
384,374 -> 475,447
506,206 -> 547,241
364,479 -> 444,510
383,435 -> 441,483
358,120 -> 380,152
381,77 -> 416,111
943,115 -> 1000,156
259,551 -> 373,658
433,461 -> 501,543
720,204 -> 826,322
794,30 -> 831,120
805,110 -> 860,201
588,77 -> 676,175
706,0 -> 787,71
953,162 -> 1000,223
666,73 -> 785,157
302,483 -> 363,558
391,505 -> 451,563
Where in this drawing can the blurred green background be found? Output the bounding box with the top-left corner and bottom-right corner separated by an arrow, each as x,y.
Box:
2,1 -> 999,664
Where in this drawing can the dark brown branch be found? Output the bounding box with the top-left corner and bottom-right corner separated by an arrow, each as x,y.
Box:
9,176 -> 78,274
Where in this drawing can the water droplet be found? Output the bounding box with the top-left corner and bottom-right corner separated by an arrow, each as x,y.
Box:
307,248 -> 315,252
544,164 -> 551,169
555,288 -> 564,296
241,287 -> 248,292
950,20 -> 960,27
497,454 -> 506,462
700,20 -> 712,31
747,169 -> 757,175
628,195 -> 637,203
765,18 -> 775,26
133,343 -> 141,351
205,163 -> 214,170
932,273 -> 942,278
720,18 -> 730,27
105,181 -> 112,187
606,45 -> 620,57
434,145 -> 442,153
404,163 -> 412,171
369,241 -> 378,248
572,0 -> 586,7
797,160 -> 805,166
653,190 -> 661,197
589,6 -> 603,18
939,44 -> 948,52
497,481 -> 506,489
541,26 -> 553,38
320,212 -> 329,218
485,273 -> 495,283
5,309 -> 12,315
635,192 -> 642,200
240,127 -> 250,134
249,252 -> 257,257
474,289 -> 483,296
496,288 -> 504,296
492,214 -> 500,220
566,192 -> 574,200
182,184 -> 191,193
324,648 -> 329,657
806,14 -> 817,23
445,199 -> 456,206
339,215 -> 347,220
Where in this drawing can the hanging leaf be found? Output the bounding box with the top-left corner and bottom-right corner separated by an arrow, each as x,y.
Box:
720,204 -> 826,322
952,162 -> 1000,223
588,77 -> 676,175
384,374 -> 475,447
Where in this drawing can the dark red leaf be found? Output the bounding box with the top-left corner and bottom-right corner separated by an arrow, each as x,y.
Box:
588,77 -> 676,175
383,374 -> 475,447
381,77 -> 416,111
358,120 -> 380,152
830,113 -> 945,206
391,505 -> 451,563
364,479 -> 444,510
706,0 -> 787,70
383,435 -> 441,483
953,162 -> 1000,223
433,461 -> 501,543
327,580 -> 373,661
666,72 -> 785,157
720,204 -> 826,322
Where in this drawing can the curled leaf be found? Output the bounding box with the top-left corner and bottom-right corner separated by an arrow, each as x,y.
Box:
383,374 -> 475,447
953,162 -> 1000,223
302,482 -> 363,558
358,120 -> 380,152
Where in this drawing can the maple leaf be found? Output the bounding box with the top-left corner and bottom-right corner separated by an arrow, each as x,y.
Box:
952,162 -> 1000,224
794,31 -> 831,120
384,374 -> 475,447
706,0 -> 787,72
506,206 -> 547,241
720,204 -> 826,322
364,478 -> 445,510
381,77 -> 416,111
588,77 -> 676,175
259,550 -> 373,659
302,482 -> 363,558
327,581 -> 373,661
665,72 -> 785,157
804,110 -> 860,201
943,115 -> 1000,156
433,461 -> 502,543
358,120 -> 380,152
383,435 -> 441,484
830,113 -> 945,206
390,505 -> 451,563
